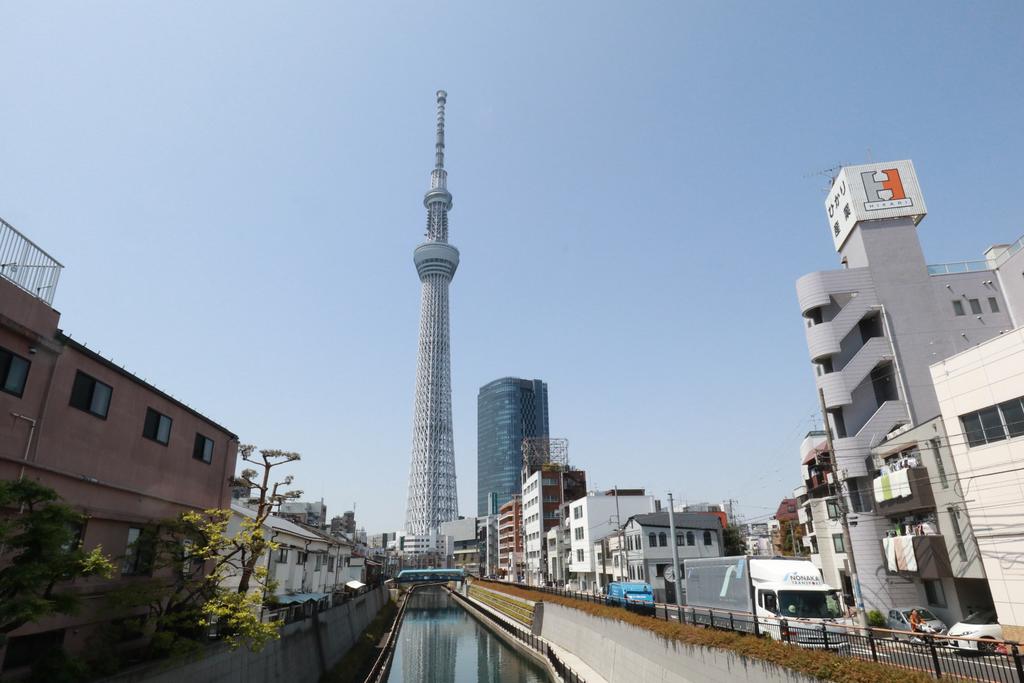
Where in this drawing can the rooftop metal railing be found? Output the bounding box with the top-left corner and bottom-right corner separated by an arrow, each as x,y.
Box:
927,233 -> 1024,276
0,217 -> 63,306
927,260 -> 992,275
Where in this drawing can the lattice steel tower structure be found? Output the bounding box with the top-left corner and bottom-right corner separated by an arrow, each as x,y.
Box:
405,90 -> 460,535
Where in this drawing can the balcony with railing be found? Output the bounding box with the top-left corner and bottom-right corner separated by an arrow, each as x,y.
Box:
0,217 -> 63,306
882,534 -> 952,579
872,465 -> 935,517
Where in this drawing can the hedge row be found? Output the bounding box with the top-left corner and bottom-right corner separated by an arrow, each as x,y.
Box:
476,580 -> 956,683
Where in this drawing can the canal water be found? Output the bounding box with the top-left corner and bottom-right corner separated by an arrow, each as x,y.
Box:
387,586 -> 550,682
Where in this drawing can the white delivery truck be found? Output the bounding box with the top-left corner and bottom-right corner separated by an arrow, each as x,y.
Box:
684,556 -> 849,648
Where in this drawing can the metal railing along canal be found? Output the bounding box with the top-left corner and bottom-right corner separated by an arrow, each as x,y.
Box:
486,579 -> 1024,683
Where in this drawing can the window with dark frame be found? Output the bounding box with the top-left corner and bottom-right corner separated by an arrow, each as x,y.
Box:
989,297 -> 1000,313
121,527 -> 155,576
832,533 -> 845,553
69,370 -> 112,418
703,530 -> 712,546
952,300 -> 965,316
930,439 -> 949,489
193,433 -> 215,463
1,629 -> 66,672
924,579 -> 947,608
142,407 -> 172,445
961,395 -> 1024,447
969,298 -> 982,315
658,532 -> 667,547
0,346 -> 30,397
948,507 -> 967,561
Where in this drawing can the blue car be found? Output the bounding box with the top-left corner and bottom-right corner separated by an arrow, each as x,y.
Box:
605,581 -> 655,614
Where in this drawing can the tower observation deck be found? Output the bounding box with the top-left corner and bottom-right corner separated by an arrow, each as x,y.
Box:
405,91 -> 460,535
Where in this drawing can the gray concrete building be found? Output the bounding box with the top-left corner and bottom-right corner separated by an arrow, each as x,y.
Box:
795,160 -> 1024,618
439,516 -> 481,575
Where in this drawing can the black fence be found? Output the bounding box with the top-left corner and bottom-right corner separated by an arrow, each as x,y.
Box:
364,582 -> 417,683
485,580 -> 1024,683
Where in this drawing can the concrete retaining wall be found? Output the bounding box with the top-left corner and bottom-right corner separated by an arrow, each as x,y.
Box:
451,589 -> 561,682
98,587 -> 388,683
540,602 -> 817,683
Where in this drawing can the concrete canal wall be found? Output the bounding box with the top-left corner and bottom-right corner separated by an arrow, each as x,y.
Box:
451,588 -> 563,682
97,586 -> 388,683
539,601 -> 818,683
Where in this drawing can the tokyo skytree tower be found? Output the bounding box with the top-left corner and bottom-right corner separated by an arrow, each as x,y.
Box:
405,90 -> 459,535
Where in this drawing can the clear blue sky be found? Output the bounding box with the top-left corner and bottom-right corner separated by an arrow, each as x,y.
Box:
2,2 -> 1022,532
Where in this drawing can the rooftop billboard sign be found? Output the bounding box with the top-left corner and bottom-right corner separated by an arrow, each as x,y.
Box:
825,160 -> 927,251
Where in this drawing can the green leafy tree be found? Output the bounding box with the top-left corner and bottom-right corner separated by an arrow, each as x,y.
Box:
0,479 -> 114,642
780,520 -> 805,556
109,445 -> 302,653
722,524 -> 747,556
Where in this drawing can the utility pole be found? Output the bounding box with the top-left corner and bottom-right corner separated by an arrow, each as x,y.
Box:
667,492 -> 683,607
613,486 -> 626,582
601,537 -> 608,590
819,388 -> 867,627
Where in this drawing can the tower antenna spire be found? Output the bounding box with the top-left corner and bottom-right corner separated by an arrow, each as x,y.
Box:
434,90 -> 447,171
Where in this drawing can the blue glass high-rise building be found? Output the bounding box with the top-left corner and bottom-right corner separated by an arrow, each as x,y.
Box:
477,378 -> 549,516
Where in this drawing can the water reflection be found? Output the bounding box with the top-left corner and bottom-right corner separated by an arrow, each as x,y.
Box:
388,586 -> 549,682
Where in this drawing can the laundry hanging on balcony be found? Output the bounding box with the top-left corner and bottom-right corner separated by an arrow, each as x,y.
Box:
883,536 -> 919,572
873,467 -> 912,502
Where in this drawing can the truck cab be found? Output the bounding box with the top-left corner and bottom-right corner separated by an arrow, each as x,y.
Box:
605,581 -> 655,614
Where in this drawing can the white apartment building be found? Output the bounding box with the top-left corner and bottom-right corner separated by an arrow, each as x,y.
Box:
546,524 -> 569,585
521,469 -> 553,584
521,464 -> 587,585
227,503 -> 353,610
591,533 -> 627,584
865,416 -> 990,626
395,530 -> 453,568
931,327 -> 1024,640
566,490 -> 655,591
795,159 -> 1024,617
621,512 -> 724,602
794,431 -> 850,602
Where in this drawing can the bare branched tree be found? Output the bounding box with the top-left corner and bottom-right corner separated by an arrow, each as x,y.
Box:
230,445 -> 302,595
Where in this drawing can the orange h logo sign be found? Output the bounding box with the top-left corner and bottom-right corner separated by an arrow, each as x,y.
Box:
861,169 -> 912,210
